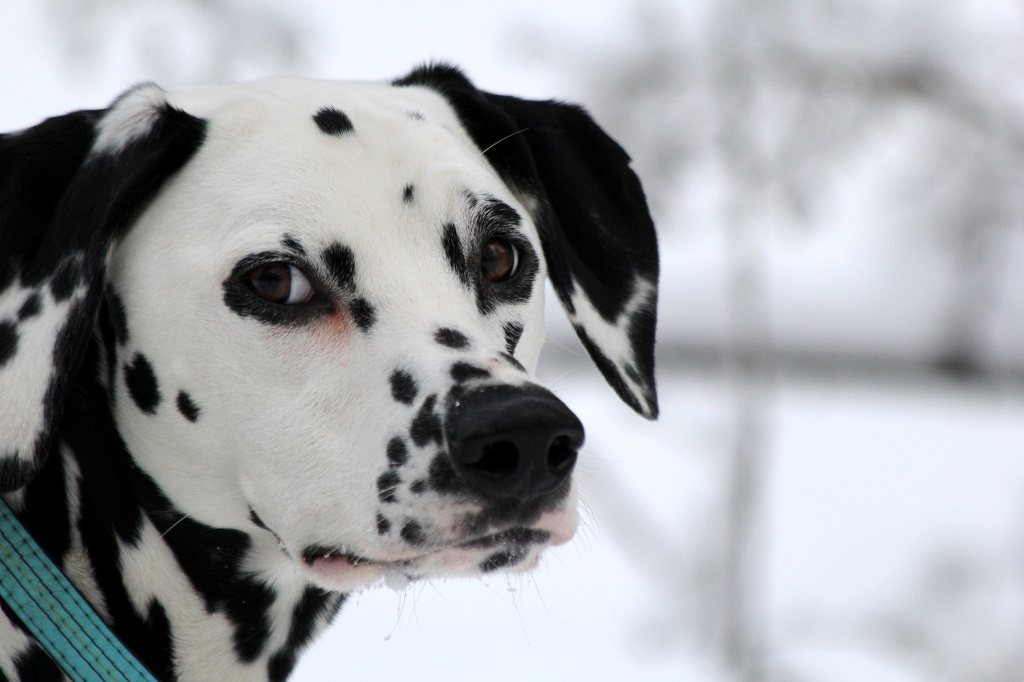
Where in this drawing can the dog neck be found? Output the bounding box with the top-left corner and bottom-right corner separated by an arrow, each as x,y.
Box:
5,328 -> 344,681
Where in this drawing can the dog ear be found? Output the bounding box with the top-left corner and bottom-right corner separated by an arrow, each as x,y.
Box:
0,84 -> 206,491
396,64 -> 660,419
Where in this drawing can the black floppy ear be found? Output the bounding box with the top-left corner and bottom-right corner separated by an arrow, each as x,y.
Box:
396,64 -> 660,419
0,84 -> 206,490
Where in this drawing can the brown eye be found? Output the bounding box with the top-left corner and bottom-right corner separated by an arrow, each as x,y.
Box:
480,237 -> 519,283
247,263 -> 315,304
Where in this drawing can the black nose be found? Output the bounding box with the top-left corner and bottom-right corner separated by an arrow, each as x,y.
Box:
445,384 -> 584,503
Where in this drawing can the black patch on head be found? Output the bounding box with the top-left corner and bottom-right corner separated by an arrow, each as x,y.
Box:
410,394 -> 442,447
13,644 -> 63,681
376,513 -> 392,535
503,322 -> 524,355
282,234 -> 305,256
313,106 -> 354,135
105,289 -> 129,345
450,362 -> 490,383
386,437 -> 409,468
409,478 -> 428,495
322,242 -> 356,290
402,184 -> 415,204
377,470 -> 400,503
442,222 -> 470,286
390,370 -> 418,405
435,327 -> 469,349
176,390 -> 200,422
0,321 -> 17,367
17,292 -> 42,321
124,352 -> 160,414
350,297 -> 376,331
407,110 -> 426,121
400,519 -> 426,546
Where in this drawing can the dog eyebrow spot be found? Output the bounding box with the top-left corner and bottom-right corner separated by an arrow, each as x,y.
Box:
407,110 -> 425,121
176,391 -> 200,422
502,322 -> 523,355
312,106 -> 354,136
124,352 -> 161,414
402,184 -> 415,204
434,327 -> 469,349
389,370 -> 418,405
282,234 -> 305,256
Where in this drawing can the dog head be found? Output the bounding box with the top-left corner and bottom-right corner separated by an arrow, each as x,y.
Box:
0,64 -> 658,590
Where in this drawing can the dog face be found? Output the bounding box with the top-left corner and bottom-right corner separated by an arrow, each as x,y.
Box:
0,65 -> 658,592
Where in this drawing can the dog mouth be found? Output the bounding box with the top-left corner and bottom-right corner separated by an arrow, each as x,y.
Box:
298,526 -> 555,588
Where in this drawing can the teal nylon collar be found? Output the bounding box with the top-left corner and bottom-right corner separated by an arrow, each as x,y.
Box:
0,497 -> 158,681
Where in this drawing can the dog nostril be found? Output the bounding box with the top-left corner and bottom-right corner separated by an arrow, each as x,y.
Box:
474,441 -> 519,479
547,436 -> 578,476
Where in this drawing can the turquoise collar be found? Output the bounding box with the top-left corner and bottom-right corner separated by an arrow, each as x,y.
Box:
0,497 -> 158,681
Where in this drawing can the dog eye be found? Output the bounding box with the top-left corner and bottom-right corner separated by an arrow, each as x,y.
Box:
246,263 -> 316,304
480,237 -> 519,283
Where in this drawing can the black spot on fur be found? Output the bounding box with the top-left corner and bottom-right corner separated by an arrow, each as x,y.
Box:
501,352 -> 526,372
428,453 -> 461,494
376,513 -> 392,535
106,290 -> 129,345
409,478 -> 428,495
350,297 -> 376,331
13,644 -> 62,681
402,184 -> 415,203
377,470 -> 400,503
400,519 -> 426,546
124,352 -> 160,414
407,110 -> 425,121
450,362 -> 490,383
410,395 -> 442,447
249,508 -> 268,530
322,243 -> 356,290
282,233 -> 305,256
386,437 -> 409,468
17,292 -> 41,321
481,548 -> 525,573
442,222 -> 470,286
435,327 -> 469,349
267,587 -> 343,682
176,391 -> 200,422
313,106 -> 354,135
0,321 -> 17,367
503,322 -> 524,355
49,256 -> 84,301
390,370 -> 418,405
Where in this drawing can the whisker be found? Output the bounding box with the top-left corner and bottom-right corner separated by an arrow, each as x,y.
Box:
479,128 -> 530,157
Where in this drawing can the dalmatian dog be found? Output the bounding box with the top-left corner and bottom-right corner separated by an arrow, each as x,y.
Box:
0,63 -> 658,680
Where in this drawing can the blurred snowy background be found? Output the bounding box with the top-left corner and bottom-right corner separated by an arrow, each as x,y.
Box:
5,1 -> 1024,680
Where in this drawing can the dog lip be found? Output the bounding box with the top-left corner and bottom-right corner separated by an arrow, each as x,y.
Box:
300,544 -> 376,567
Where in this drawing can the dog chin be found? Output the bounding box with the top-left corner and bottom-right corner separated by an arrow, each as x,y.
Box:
301,511 -> 579,592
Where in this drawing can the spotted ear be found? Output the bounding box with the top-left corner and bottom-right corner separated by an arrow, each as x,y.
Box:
396,64 -> 659,419
0,84 -> 206,491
